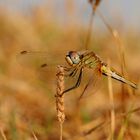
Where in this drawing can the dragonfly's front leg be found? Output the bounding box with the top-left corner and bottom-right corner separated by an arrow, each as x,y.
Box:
58,66 -> 73,77
61,68 -> 83,95
64,62 -> 82,77
63,66 -> 78,77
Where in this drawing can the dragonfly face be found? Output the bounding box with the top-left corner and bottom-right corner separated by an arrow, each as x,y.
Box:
65,51 -> 82,66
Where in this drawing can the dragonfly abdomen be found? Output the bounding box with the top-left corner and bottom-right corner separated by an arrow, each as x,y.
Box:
101,65 -> 137,89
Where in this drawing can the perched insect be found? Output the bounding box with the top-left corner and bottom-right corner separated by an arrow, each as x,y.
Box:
63,50 -> 137,95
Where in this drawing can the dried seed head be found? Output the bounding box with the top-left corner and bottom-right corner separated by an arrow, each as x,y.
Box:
56,65 -> 65,123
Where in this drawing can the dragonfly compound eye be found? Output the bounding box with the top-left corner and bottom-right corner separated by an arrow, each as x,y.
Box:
65,51 -> 80,66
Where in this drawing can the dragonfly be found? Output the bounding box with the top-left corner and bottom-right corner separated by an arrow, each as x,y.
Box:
62,50 -> 138,95
19,50 -> 137,98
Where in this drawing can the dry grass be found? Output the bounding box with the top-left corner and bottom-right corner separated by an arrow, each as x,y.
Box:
0,1 -> 140,140
107,60 -> 115,140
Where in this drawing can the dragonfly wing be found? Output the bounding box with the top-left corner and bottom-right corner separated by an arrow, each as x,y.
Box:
78,67 -> 102,100
16,50 -> 70,93
17,50 -> 67,69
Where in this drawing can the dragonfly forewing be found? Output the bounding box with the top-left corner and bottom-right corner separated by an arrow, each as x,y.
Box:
17,50 -> 67,69
17,50 -> 84,93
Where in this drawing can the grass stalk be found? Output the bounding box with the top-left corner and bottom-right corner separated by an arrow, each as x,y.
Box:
85,0 -> 102,50
84,10 -> 95,50
108,60 -> 115,140
32,131 -> 38,140
0,128 -> 7,140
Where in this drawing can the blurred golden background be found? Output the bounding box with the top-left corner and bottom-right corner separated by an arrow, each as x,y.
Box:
0,1 -> 140,140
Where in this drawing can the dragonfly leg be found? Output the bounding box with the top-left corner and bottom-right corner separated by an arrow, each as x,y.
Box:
64,66 -> 79,77
57,66 -> 74,77
69,68 -> 78,77
61,68 -> 83,95
68,63 -> 83,77
64,67 -> 76,77
63,66 -> 71,71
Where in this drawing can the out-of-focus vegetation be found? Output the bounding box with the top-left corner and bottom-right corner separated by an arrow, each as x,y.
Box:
0,1 -> 140,140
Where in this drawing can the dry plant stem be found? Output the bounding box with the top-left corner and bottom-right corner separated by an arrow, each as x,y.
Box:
0,128 -> 7,140
70,107 -> 140,139
85,10 -> 95,50
56,65 -> 65,140
32,131 -> 38,140
82,121 -> 105,136
108,61 -> 115,140
85,0 -> 102,50
96,9 -> 127,112
60,123 -> 63,140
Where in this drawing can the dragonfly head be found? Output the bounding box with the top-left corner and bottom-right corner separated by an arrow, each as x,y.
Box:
65,51 -> 82,66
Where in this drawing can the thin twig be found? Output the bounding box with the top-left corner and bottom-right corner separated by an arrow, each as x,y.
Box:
32,131 -> 38,140
85,10 -> 95,50
85,0 -> 102,50
108,60 -> 115,140
82,121 -> 105,136
0,128 -> 7,140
